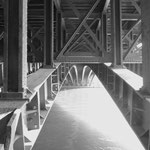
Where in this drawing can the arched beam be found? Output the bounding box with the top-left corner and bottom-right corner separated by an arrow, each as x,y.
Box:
81,66 -> 88,85
73,65 -> 79,85
87,70 -> 95,86
68,71 -> 74,85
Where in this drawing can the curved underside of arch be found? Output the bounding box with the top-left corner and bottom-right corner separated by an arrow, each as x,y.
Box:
63,64 -> 100,87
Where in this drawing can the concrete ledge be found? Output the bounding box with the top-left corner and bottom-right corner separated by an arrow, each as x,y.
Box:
27,63 -> 60,93
111,67 -> 143,91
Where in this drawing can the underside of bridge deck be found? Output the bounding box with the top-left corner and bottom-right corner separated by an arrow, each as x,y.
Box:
0,0 -> 150,149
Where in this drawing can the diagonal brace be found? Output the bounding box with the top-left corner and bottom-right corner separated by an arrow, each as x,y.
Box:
123,32 -> 141,60
129,0 -> 141,15
122,18 -> 141,41
56,0 -> 102,58
68,1 -> 104,50
67,18 -> 99,52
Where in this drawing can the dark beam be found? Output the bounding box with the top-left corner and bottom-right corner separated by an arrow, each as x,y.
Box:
44,0 -> 54,67
56,12 -> 62,52
111,0 -> 123,66
56,55 -> 112,63
62,28 -> 66,47
141,0 -> 150,93
101,13 -> 107,51
61,18 -> 66,47
3,0 -> 27,97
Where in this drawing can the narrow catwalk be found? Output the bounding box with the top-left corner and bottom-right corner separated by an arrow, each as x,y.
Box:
33,79 -> 145,150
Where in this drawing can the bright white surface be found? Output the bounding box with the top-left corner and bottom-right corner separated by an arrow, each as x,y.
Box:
33,76 -> 145,150
112,68 -> 143,90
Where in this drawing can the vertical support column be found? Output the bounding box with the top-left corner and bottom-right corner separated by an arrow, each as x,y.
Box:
141,0 -> 150,93
62,28 -> 66,47
111,0 -> 123,66
2,0 -> 27,98
102,13 -> 107,51
61,26 -> 64,48
44,0 -> 54,67
0,63 -> 3,87
56,12 -> 62,52
136,63 -> 141,76
114,76 -> 123,105
47,76 -> 52,100
140,63 -> 143,76
96,29 -> 99,50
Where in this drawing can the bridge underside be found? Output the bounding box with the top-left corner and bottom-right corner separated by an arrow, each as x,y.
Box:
1,0 -> 150,150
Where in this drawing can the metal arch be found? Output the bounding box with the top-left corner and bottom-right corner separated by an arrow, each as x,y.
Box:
81,65 -> 95,86
87,70 -> 95,86
81,66 -> 88,85
89,72 -> 95,86
87,70 -> 94,82
65,65 -> 96,86
72,65 -> 79,85
67,71 -> 74,85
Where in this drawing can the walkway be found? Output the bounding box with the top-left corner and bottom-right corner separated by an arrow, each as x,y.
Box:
32,78 -> 145,150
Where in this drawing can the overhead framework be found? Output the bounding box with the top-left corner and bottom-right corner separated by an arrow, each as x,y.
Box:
55,0 -> 142,63
1,0 -> 150,150
56,0 -> 112,62
0,0 -> 141,64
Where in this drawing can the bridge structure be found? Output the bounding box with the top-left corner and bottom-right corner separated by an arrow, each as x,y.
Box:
0,0 -> 150,149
